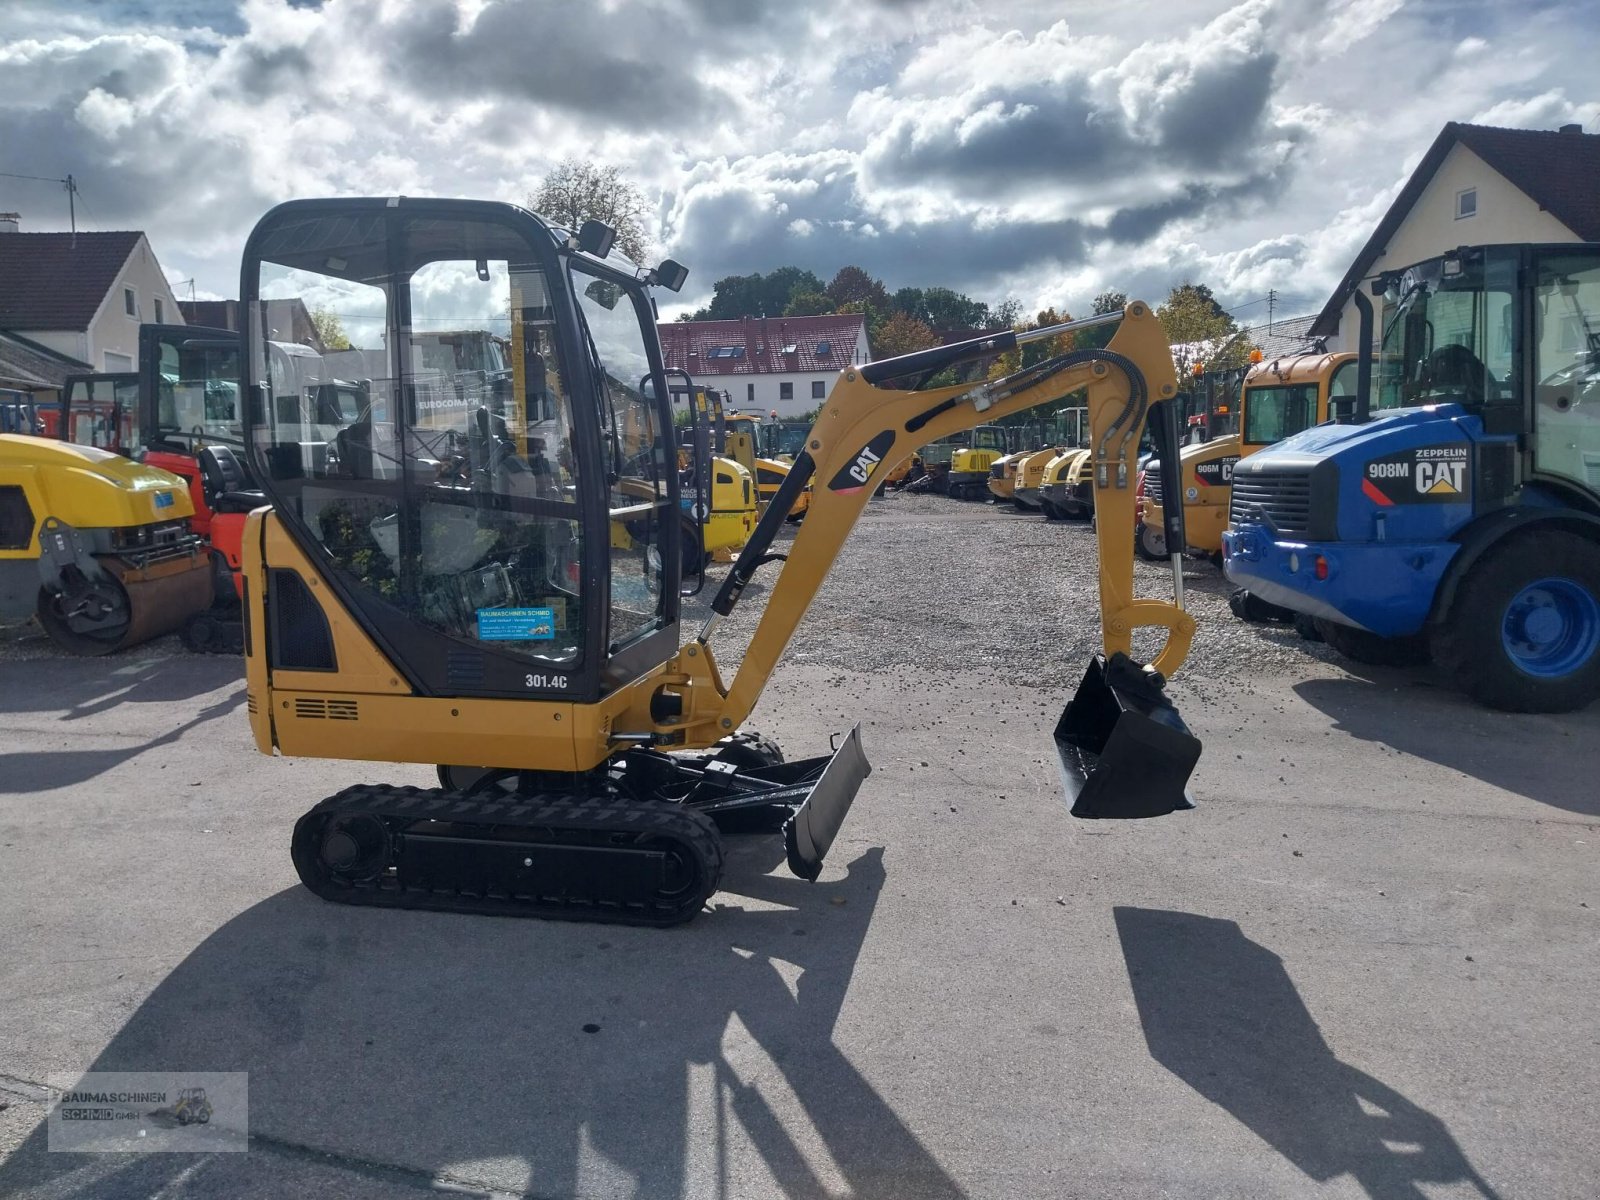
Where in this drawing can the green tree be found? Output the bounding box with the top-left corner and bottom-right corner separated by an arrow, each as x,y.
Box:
1074,290 -> 1128,350
691,267 -> 825,320
782,290 -> 834,317
873,311 -> 939,359
826,265 -> 890,311
310,306 -> 351,350
530,159 -> 651,262
921,286 -> 991,330
1157,281 -> 1248,375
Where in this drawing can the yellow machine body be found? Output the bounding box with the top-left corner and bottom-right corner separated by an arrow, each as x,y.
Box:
986,451 -> 1025,501
1143,352 -> 1355,555
1040,448 -> 1094,519
0,434 -> 212,652
1011,446 -> 1061,509
701,453 -> 757,559
1142,434 -> 1241,554
947,445 -> 1003,494
726,412 -> 809,519
0,434 -> 197,543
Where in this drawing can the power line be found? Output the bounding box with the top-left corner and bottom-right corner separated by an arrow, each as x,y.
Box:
0,171 -> 79,240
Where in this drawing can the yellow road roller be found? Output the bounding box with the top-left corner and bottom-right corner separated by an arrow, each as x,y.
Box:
0,434 -> 212,654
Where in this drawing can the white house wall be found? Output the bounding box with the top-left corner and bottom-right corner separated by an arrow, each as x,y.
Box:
1329,143 -> 1581,352
703,371 -> 850,418
86,236 -> 185,370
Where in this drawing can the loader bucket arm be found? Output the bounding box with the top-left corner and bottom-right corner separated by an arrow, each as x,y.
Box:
631,304 -> 1199,784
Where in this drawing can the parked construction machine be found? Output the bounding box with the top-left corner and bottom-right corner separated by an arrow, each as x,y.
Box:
668,380 -> 757,577
724,408 -> 809,521
0,434 -> 213,653
1140,354 -> 1357,562
945,425 -> 1010,499
1225,242 -> 1600,711
235,197 -> 1200,926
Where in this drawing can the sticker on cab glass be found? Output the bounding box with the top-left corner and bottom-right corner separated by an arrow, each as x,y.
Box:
826,429 -> 897,493
1361,444 -> 1470,506
477,607 -> 556,641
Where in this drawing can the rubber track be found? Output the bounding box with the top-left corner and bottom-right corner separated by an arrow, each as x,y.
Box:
291,784 -> 724,927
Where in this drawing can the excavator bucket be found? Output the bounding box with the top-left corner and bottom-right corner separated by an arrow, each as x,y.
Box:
1055,652 -> 1199,819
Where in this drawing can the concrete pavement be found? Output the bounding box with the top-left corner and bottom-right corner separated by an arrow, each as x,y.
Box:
0,640 -> 1595,1198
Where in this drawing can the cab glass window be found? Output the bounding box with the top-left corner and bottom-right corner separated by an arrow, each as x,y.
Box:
1243,383 -> 1318,446
1532,251 -> 1600,488
153,333 -> 243,452
251,213 -> 587,670
571,263 -> 671,650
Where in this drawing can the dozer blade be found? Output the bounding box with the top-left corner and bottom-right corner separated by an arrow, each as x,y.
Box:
784,723 -> 872,881
1055,652 -> 1199,819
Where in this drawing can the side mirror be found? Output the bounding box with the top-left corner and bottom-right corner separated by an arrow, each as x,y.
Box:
652,259 -> 689,293
576,220 -> 616,259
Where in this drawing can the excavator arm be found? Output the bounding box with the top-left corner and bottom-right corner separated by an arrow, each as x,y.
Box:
622,301 -> 1195,751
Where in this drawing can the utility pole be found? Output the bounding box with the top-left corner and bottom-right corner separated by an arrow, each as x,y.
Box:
0,170 -> 81,240
1267,288 -> 1277,333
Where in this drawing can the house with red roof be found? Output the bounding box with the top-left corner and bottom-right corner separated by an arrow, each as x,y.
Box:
1312,122 -> 1600,351
0,216 -> 183,373
656,312 -> 871,418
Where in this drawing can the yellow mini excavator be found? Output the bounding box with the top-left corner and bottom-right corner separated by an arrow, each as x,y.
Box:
236,198 -> 1201,926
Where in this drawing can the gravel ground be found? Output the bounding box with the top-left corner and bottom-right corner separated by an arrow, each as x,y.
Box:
685,489 -> 1339,690
1,492 -> 1339,690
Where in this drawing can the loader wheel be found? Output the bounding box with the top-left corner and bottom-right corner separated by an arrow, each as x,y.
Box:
1292,611 -> 1324,642
1431,530 -> 1600,713
1315,618 -> 1430,667
1228,588 -> 1293,624
1135,522 -> 1166,561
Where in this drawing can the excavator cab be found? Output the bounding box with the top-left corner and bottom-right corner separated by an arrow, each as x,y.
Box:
237,197 -> 1200,926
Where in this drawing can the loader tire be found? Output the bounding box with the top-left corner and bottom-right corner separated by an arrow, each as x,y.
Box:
1135,522 -> 1166,561
1292,611 -> 1324,642
1315,618 -> 1430,667
1431,530 -> 1600,713
1228,588 -> 1293,623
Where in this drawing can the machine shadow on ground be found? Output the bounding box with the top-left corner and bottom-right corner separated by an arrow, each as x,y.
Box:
1115,907 -> 1502,1200
0,845 -> 967,1200
0,647 -> 242,721
0,653 -> 245,792
1293,675 -> 1600,816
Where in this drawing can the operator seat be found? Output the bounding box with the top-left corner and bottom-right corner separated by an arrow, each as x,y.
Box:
198,445 -> 268,514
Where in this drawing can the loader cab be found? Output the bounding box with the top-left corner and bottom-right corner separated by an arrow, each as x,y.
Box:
242,198 -> 683,703
1237,353 -> 1357,456
1374,243 -> 1600,491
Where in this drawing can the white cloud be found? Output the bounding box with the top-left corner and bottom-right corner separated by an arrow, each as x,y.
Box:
0,0 -> 1594,326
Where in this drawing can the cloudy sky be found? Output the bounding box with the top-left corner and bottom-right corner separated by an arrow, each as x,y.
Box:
2,0 -> 1597,323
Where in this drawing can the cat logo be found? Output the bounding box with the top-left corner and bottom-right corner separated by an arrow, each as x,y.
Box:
1417,460 -> 1465,495
826,429 -> 898,493
848,445 -> 882,484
